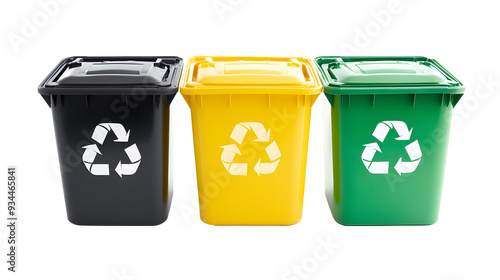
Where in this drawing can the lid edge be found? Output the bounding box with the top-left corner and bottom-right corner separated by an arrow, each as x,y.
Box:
314,56 -> 465,95
179,56 -> 323,94
38,56 -> 183,96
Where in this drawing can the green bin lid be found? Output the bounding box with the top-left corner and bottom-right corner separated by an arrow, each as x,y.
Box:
314,56 -> 465,95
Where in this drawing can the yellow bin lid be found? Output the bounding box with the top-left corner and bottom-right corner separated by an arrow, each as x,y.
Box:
180,56 -> 323,95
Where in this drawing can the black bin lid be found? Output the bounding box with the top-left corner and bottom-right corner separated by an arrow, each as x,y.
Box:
38,56 -> 183,96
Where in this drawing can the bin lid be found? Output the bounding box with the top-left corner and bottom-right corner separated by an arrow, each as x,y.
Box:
180,56 -> 322,95
314,56 -> 465,95
38,56 -> 183,95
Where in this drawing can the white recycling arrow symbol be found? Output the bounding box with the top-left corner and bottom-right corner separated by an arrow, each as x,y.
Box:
221,122 -> 281,176
362,121 -> 422,176
115,144 -> 142,178
90,123 -> 130,144
82,123 -> 141,178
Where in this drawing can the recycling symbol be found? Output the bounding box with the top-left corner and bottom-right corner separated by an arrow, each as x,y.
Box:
362,121 -> 422,175
82,123 -> 142,178
220,122 -> 281,176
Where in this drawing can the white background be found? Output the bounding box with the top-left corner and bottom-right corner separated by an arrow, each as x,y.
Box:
1,0 -> 499,279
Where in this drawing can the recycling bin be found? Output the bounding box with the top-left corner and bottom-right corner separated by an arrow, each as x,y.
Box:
314,56 -> 465,225
38,56 -> 183,225
180,56 -> 322,225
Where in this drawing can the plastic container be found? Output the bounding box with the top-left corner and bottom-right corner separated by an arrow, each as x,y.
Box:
180,56 -> 322,225
38,56 -> 183,225
315,56 -> 465,225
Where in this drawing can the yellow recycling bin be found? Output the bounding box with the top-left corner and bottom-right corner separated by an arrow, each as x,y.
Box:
180,56 -> 322,225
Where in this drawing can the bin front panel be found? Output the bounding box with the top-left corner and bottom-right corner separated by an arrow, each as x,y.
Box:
51,95 -> 170,225
329,94 -> 455,225
188,94 -> 315,225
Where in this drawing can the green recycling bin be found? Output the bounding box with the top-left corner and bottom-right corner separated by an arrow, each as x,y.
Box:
315,56 -> 465,225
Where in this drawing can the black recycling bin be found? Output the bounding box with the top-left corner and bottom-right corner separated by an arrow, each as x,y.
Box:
38,56 -> 183,225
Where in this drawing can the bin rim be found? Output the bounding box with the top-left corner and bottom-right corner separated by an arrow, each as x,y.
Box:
314,56 -> 465,95
179,56 -> 323,95
38,56 -> 183,96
